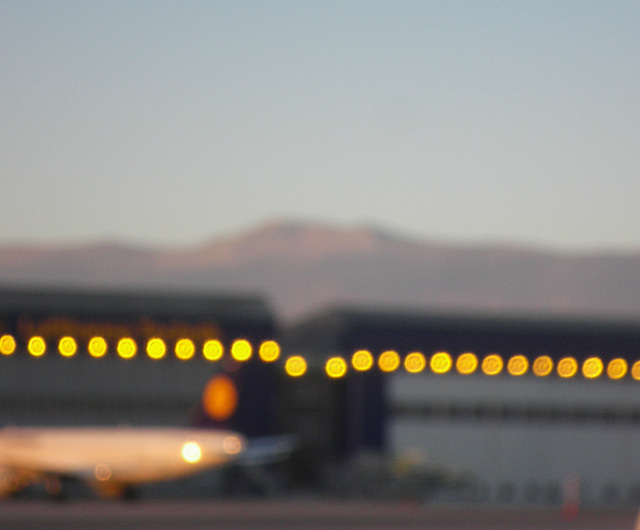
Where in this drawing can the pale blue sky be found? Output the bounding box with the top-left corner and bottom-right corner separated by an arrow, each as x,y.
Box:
1,1 -> 638,250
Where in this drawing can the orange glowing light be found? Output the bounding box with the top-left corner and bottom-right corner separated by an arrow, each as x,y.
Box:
88,336 -> 108,358
430,351 -> 452,374
117,338 -> 137,359
631,361 -> 640,381
607,358 -> 628,380
203,339 -> 224,361
557,357 -> 578,378
259,340 -> 280,362
326,357 -> 347,378
352,350 -> 374,371
582,357 -> 603,379
202,375 -> 238,421
456,352 -> 478,375
482,354 -> 503,376
532,355 -> 553,377
27,336 -> 46,357
146,338 -> 166,360
507,354 -> 529,376
404,352 -> 426,373
58,336 -> 77,358
0,335 -> 16,356
175,338 -> 195,361
231,339 -> 252,362
378,351 -> 401,373
284,355 -> 307,377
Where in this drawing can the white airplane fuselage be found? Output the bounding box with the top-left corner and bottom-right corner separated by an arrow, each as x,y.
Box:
0,426 -> 245,497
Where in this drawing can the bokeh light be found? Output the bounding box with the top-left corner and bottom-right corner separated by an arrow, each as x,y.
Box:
58,336 -> 78,358
146,338 -> 166,360
378,350 -> 401,373
430,351 -> 452,374
117,337 -> 137,359
231,339 -> 252,362
201,375 -> 238,421
607,358 -> 628,380
582,357 -> 603,379
456,352 -> 478,375
532,355 -> 554,377
352,350 -> 374,371
27,336 -> 46,357
0,335 -> 16,356
203,339 -> 224,361
482,354 -> 503,376
285,355 -> 307,377
175,338 -> 195,361
631,361 -> 640,381
326,356 -> 347,378
88,336 -> 108,358
259,340 -> 280,362
507,354 -> 529,376
404,352 -> 427,373
557,357 -> 578,378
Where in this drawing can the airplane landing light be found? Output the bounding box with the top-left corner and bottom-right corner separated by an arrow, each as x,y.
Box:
181,442 -> 202,464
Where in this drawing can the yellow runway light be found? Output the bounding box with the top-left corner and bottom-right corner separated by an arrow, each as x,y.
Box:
28,336 -> 46,357
507,355 -> 529,376
284,355 -> 307,377
482,354 -> 503,376
0,335 -> 16,356
557,357 -> 578,378
231,339 -> 252,362
259,340 -> 280,362
58,336 -> 77,358
88,336 -> 108,358
582,357 -> 603,379
117,338 -> 137,359
175,338 -> 195,361
532,355 -> 554,377
404,352 -> 426,373
607,358 -> 628,380
456,352 -> 478,375
203,339 -> 224,361
631,361 -> 640,381
326,357 -> 347,378
378,351 -> 401,373
430,351 -> 452,374
146,338 -> 166,360
352,350 -> 374,371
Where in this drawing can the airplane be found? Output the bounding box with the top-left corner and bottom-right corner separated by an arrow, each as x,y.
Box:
0,426 -> 245,498
0,369 -> 295,499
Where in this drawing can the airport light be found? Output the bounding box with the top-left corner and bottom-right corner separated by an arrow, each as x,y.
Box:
325,356 -> 347,378
231,339 -> 252,362
631,361 -> 640,381
27,336 -> 46,357
557,357 -> 578,378
582,357 -> 603,379
482,354 -> 503,376
352,350 -> 374,371
0,335 -> 16,356
607,358 -> 628,380
88,336 -> 108,358
378,350 -> 401,373
259,340 -> 280,362
175,338 -> 195,361
146,338 -> 166,360
507,354 -> 529,376
284,355 -> 307,377
117,338 -> 137,360
202,375 -> 238,421
181,442 -> 202,464
404,352 -> 426,373
58,336 -> 78,358
430,351 -> 452,374
456,352 -> 478,375
532,355 -> 554,377
202,339 -> 224,361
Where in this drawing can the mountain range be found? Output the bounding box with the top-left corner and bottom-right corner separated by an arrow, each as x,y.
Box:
1,220 -> 639,322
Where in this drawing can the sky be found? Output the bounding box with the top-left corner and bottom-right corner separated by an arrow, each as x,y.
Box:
1,1 -> 638,251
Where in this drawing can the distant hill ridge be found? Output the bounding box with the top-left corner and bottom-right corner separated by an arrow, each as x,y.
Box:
1,220 -> 639,321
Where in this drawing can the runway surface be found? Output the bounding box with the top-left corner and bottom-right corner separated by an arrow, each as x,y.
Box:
0,500 -> 637,530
